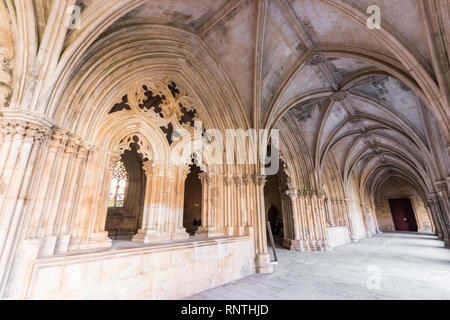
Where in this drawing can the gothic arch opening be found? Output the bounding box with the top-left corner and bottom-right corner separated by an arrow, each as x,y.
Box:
106,142 -> 146,240
264,159 -> 289,244
183,163 -> 203,235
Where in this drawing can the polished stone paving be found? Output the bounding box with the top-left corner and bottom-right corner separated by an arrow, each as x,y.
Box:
186,232 -> 450,300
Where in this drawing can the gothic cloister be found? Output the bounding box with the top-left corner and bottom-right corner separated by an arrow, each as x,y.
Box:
0,0 -> 448,300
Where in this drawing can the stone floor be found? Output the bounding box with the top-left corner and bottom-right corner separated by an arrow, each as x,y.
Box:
186,232 -> 450,300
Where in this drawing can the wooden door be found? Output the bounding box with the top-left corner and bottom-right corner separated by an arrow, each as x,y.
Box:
388,198 -> 418,232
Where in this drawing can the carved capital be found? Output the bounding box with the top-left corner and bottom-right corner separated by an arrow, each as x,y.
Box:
0,119 -> 51,143
76,144 -> 90,161
285,189 -> 298,199
253,175 -> 266,186
108,152 -> 122,171
234,175 -> 242,187
330,91 -> 349,102
50,129 -> 69,151
242,175 -> 251,186
435,181 -> 448,192
317,190 -> 326,199
142,161 -> 158,176
224,176 -> 232,187
64,137 -> 80,157
199,172 -> 212,184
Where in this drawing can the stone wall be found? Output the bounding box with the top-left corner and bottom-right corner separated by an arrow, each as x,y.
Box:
327,226 -> 351,249
375,178 -> 433,233
25,236 -> 254,300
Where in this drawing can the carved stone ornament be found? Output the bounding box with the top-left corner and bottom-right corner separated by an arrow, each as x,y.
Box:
108,78 -> 200,146
307,54 -> 325,66
253,175 -> 266,186
330,91 -> 349,102
0,119 -> 51,143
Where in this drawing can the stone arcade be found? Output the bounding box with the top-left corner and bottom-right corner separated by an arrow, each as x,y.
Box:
0,0 -> 449,300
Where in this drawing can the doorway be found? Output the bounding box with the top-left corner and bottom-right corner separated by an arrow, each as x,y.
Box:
268,206 -> 283,238
388,198 -> 418,232
183,164 -> 202,235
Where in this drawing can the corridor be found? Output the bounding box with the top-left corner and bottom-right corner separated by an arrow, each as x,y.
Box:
186,233 -> 450,300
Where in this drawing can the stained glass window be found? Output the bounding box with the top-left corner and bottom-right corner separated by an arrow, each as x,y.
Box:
108,161 -> 128,208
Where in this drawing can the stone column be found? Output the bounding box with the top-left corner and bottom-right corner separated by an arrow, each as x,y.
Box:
242,174 -> 253,236
427,198 -> 443,239
285,189 -> 303,251
196,172 -> 223,237
133,161 -> 166,243
434,181 -> 450,248
253,175 -> 273,274
316,191 -> 330,250
54,143 -> 89,254
234,175 -> 245,235
40,136 -> 77,256
26,129 -> 68,238
224,175 -> 234,236
0,119 -> 51,298
172,165 -> 189,240
325,198 -> 335,227
86,152 -> 119,247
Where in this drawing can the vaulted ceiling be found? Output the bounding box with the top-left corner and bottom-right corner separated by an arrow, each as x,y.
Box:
1,0 -> 449,199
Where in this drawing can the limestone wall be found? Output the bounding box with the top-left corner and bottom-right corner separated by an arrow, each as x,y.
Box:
375,178 -> 433,233
327,226 -> 351,249
25,236 -> 254,300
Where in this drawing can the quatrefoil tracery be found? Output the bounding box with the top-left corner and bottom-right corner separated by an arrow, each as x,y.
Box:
109,78 -> 199,131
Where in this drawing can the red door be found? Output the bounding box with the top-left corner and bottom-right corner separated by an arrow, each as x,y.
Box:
388,198 -> 418,232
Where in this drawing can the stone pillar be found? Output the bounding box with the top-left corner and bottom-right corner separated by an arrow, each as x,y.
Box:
173,166 -> 190,240
427,198 -> 443,240
324,198 -> 335,227
196,172 -> 223,237
54,143 -> 89,254
26,129 -> 68,238
316,191 -> 330,250
253,175 -> 273,274
86,152 -> 119,247
234,175 -> 245,236
133,161 -> 166,243
224,175 -> 234,236
284,189 -> 304,251
0,118 -> 51,298
40,135 -> 77,256
242,175 -> 253,236
434,181 -> 450,248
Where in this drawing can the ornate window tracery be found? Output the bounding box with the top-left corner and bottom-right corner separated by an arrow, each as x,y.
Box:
108,161 -> 128,208
108,79 -> 199,146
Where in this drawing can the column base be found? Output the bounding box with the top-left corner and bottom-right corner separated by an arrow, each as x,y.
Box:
235,225 -> 246,236
54,235 -> 71,255
69,233 -> 112,251
225,227 -> 234,236
445,238 -> 450,249
132,229 -> 171,243
282,239 -> 330,251
172,229 -> 190,241
38,236 -> 57,257
282,238 -> 306,251
244,226 -> 253,236
195,226 -> 224,238
255,254 -> 273,274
